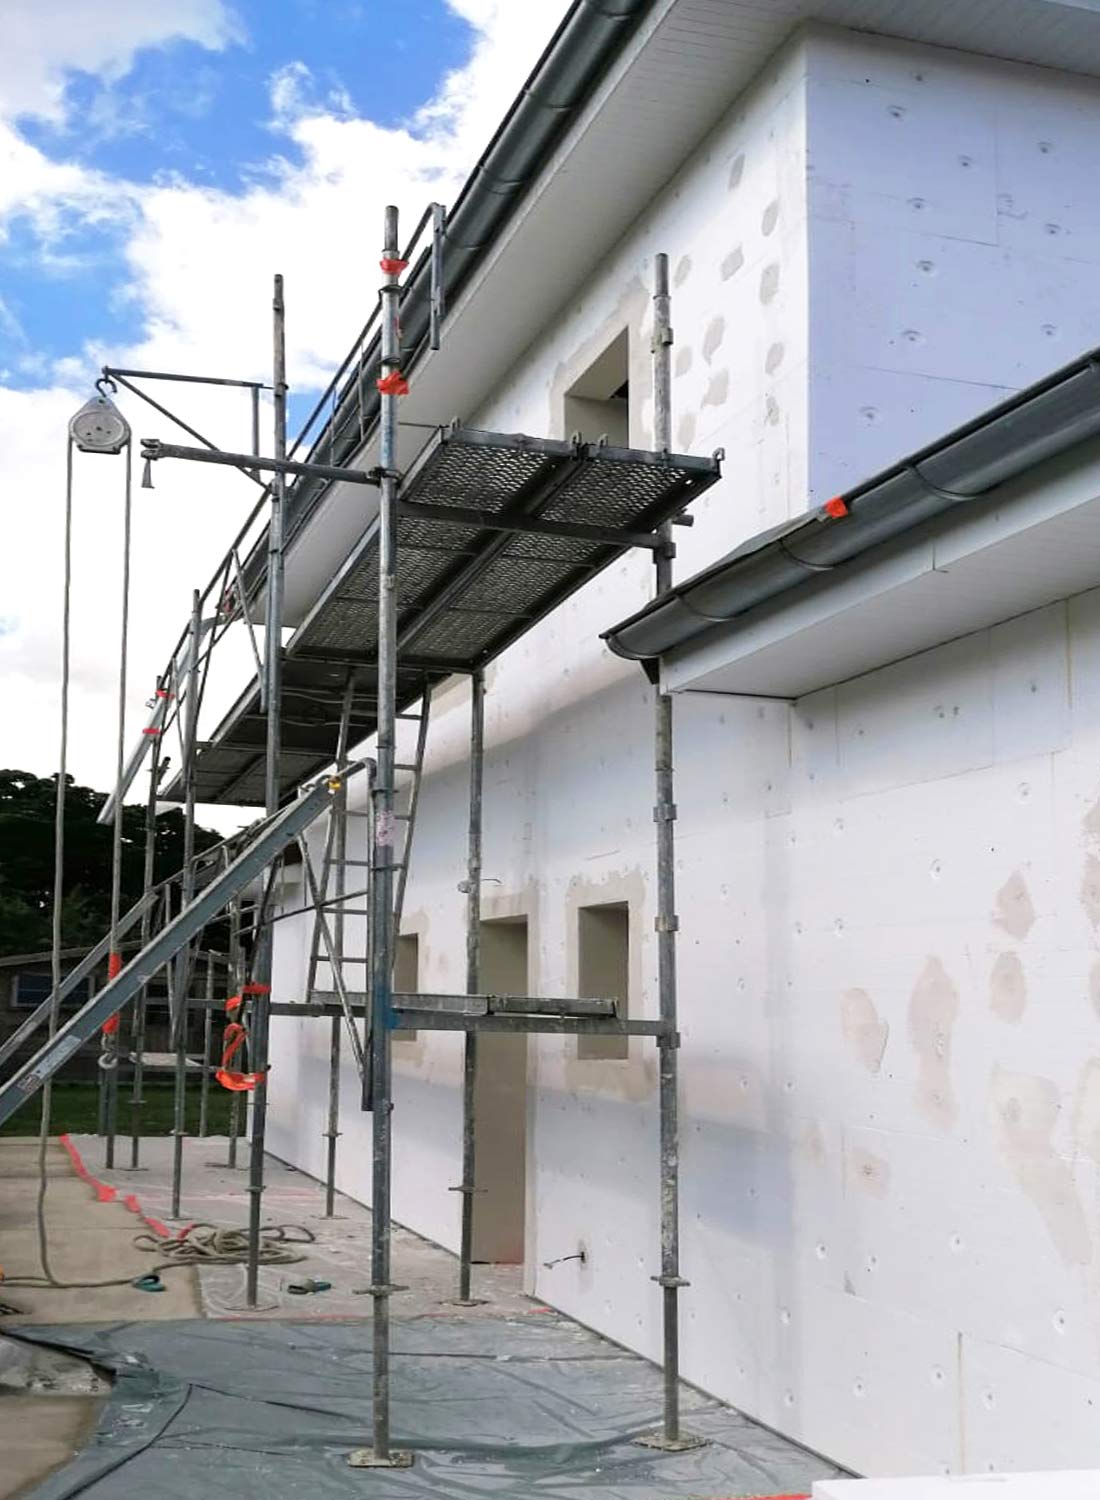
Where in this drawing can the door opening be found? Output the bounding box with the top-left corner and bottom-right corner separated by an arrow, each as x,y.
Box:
473,916 -> 528,1264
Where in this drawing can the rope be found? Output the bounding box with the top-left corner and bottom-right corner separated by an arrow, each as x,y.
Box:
4,1223 -> 314,1290
133,1222 -> 314,1266
34,435 -> 75,1288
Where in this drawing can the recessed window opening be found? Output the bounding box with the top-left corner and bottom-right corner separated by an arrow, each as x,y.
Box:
563,328 -> 630,446
394,933 -> 419,1042
577,900 -> 630,1061
474,915 -> 529,1264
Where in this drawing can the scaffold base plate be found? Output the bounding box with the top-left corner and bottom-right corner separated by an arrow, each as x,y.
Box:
634,1429 -> 708,1452
346,1448 -> 414,1468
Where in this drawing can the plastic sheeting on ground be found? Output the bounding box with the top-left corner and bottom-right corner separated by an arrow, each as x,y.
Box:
9,1312 -> 846,1499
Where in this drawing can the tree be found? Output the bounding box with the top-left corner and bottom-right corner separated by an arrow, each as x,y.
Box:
0,770 -> 223,957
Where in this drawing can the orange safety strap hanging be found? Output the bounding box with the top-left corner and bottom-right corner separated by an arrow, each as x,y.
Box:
101,952 -> 124,1035
376,370 -> 409,397
215,983 -> 270,1092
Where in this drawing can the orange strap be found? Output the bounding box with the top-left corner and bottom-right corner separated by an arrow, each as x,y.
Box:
216,998 -> 266,1092
101,953 -> 124,1035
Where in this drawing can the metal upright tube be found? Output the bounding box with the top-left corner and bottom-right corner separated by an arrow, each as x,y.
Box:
245,273 -> 287,1307
105,442 -> 134,1169
324,674 -> 356,1216
129,727 -> 162,1168
457,669 -> 484,1304
170,963 -> 187,1219
429,203 -> 446,351
357,205 -> 404,1470
174,593 -> 202,1012
250,384 -> 261,483
199,953 -> 214,1136
226,896 -> 243,1168
650,251 -> 692,1449
169,589 -> 201,1216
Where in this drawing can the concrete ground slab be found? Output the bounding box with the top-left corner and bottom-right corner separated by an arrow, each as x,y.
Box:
69,1132 -> 531,1320
0,1136 -> 200,1325
0,1394 -> 103,1499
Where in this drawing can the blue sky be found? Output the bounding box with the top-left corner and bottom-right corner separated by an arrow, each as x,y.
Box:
0,0 -> 567,788
2,1 -> 477,386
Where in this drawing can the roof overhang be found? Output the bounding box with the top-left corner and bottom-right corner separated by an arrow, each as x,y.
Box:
656,435 -> 1100,700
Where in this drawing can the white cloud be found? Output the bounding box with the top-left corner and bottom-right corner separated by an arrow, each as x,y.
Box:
0,0 -> 572,802
2,1 -> 241,124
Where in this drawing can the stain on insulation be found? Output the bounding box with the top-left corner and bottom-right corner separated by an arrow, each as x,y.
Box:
1082,795 -> 1100,846
721,246 -> 745,281
1082,854 -> 1100,929
848,1144 -> 891,1199
908,957 -> 959,1129
990,1067 -> 1090,1266
841,988 -> 889,1073
702,316 -> 726,364
989,951 -> 1027,1022
760,262 -> 780,304
1073,1058 -> 1100,1166
703,370 -> 729,408
993,870 -> 1036,940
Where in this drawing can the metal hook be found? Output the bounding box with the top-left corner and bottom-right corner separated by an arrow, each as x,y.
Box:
96,374 -> 118,397
141,457 -> 155,490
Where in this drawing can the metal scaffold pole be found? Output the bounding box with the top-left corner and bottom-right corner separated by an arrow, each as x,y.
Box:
637,252 -> 700,1454
323,672 -> 356,1216
456,668 -> 485,1304
171,589 -> 202,1219
127,713 -> 162,1169
348,204 -> 412,1472
199,952 -> 214,1136
245,273 -> 288,1308
225,896 -> 243,1168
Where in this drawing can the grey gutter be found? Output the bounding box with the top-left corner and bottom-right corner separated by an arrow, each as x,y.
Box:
280,0 -> 658,551
602,346 -> 1100,663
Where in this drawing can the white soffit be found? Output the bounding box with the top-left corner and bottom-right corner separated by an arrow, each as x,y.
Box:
283,0 -> 1100,622
815,1473 -> 1100,1499
661,445 -> 1100,700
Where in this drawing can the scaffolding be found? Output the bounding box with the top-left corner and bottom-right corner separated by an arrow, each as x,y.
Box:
0,201 -> 722,1464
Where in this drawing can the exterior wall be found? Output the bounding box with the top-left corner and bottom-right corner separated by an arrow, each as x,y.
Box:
805,26 -> 1100,498
269,18 -> 815,1258
269,24 -> 1100,1479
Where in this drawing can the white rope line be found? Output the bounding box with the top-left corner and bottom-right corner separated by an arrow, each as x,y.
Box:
36,435 -> 75,1286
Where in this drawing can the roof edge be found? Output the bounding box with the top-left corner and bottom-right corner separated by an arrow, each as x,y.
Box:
602,347 -> 1100,664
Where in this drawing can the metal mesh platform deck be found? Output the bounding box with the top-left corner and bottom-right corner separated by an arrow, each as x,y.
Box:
171,427 -> 721,805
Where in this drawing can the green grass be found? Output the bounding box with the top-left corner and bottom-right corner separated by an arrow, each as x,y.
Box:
0,1080 -> 236,1137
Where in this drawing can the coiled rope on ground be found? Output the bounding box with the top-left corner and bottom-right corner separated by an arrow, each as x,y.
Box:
4,1222 -> 314,1289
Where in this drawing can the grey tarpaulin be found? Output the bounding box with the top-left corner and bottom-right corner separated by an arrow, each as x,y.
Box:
9,1313 -> 846,1499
